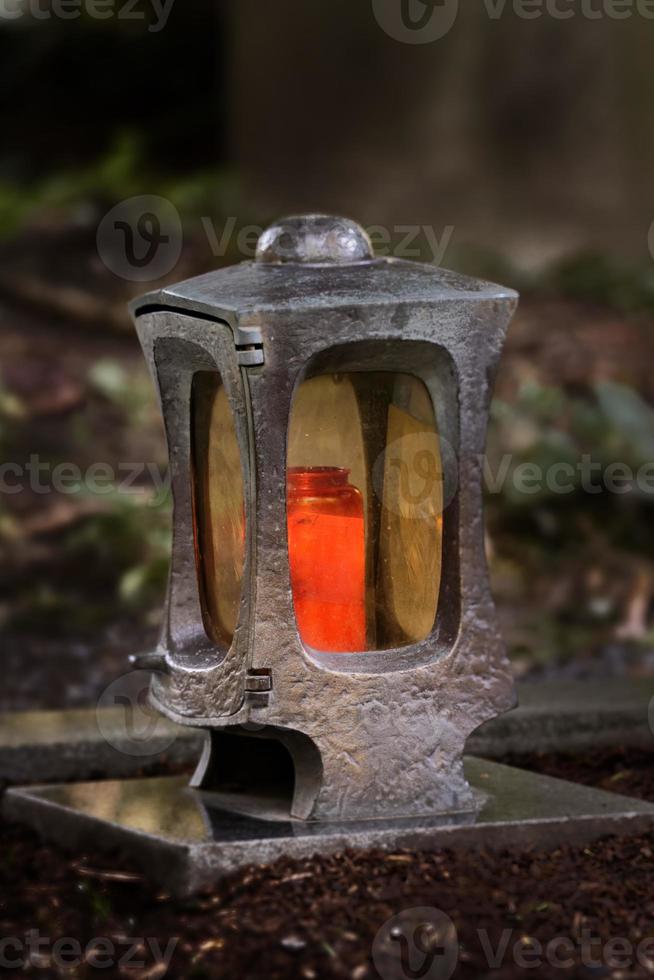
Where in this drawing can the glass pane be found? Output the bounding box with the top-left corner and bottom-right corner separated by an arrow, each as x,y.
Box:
191,372 -> 245,648
287,372 -> 443,653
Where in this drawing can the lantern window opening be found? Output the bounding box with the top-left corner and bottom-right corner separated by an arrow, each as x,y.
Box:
286,341 -> 458,661
191,369 -> 247,652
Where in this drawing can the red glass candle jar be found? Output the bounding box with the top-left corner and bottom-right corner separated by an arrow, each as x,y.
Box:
287,467 -> 366,652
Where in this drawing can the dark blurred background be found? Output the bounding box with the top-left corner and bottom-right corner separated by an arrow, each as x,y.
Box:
2,0 -> 654,710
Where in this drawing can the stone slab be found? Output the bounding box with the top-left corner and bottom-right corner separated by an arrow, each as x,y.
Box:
470,678 -> 654,757
0,708 -> 203,785
5,758 -> 654,896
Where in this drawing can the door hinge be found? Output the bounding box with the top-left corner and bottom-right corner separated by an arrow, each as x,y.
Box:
234,325 -> 264,366
244,668 -> 272,706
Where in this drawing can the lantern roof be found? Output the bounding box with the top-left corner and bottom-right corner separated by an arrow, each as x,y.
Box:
130,214 -> 517,322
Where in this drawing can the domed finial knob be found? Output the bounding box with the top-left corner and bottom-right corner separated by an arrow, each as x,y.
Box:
256,214 -> 374,265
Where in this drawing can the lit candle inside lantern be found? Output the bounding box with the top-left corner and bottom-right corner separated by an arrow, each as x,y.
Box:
287,467 -> 366,652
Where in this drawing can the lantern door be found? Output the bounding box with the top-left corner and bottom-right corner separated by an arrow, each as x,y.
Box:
137,309 -> 256,720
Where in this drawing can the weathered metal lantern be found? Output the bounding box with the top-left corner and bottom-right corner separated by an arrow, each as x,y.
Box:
9,216 -> 654,900
130,214 -> 518,823
10,214 -> 654,896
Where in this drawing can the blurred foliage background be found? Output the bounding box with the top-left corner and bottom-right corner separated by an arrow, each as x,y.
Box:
1,2 -> 654,708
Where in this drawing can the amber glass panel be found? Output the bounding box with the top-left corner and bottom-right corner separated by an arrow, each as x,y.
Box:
287,372 -> 442,652
191,372 -> 245,648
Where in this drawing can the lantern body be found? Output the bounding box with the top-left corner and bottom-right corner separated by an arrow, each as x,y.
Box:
131,216 -> 518,822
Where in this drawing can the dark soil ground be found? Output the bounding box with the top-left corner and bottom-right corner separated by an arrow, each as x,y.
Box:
2,749 -> 654,979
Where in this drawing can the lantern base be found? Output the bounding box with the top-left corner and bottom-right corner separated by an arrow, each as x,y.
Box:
5,757 -> 654,897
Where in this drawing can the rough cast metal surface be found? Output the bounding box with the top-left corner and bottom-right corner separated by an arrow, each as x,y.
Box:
128,214 -> 519,822
6,759 -> 654,897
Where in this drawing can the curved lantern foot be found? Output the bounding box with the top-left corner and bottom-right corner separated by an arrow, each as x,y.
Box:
191,713 -> 480,824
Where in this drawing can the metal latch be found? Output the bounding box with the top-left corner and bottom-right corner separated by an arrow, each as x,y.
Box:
245,668 -> 272,706
234,325 -> 264,366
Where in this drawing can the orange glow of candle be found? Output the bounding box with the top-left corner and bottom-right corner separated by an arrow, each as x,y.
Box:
287,467 -> 366,652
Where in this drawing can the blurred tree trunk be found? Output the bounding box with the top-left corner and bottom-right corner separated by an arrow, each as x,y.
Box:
230,1 -> 654,264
